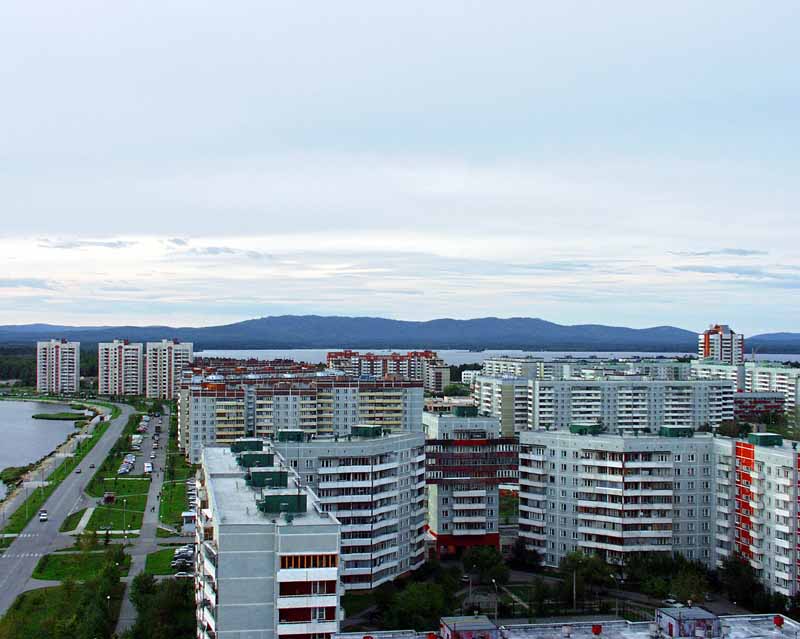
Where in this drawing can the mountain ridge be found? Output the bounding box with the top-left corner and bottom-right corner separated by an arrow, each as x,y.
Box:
1,315 -> 798,353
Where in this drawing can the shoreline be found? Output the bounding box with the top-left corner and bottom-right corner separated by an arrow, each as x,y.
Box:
0,399 -> 108,512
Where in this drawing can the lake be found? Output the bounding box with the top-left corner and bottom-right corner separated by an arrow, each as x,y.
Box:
196,348 -> 800,366
0,400 -> 77,500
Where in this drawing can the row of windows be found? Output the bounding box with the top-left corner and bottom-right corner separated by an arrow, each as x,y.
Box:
280,554 -> 339,569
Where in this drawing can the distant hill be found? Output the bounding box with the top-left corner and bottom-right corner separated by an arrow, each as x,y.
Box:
0,315 -> 797,353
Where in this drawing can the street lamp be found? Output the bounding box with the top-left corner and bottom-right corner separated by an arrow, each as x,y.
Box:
123,499 -> 127,542
492,578 -> 499,623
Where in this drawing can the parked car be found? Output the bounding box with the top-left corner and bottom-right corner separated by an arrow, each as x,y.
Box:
39,510 -> 48,522
150,453 -> 156,459
174,572 -> 193,578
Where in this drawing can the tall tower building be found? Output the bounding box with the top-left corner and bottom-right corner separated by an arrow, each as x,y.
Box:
699,324 -> 744,365
36,339 -> 80,394
98,340 -> 144,396
145,339 -> 193,399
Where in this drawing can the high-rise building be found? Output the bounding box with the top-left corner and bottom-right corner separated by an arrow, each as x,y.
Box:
36,339 -> 80,394
196,439 -> 341,639
274,426 -> 426,590
326,350 -> 449,393
472,375 -> 530,436
699,324 -> 745,364
145,339 -> 193,399
519,428 -> 716,570
423,408 -> 517,556
528,379 -> 735,433
98,340 -> 143,396
180,363 -> 423,463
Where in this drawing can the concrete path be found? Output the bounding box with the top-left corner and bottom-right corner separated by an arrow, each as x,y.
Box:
114,407 -> 171,636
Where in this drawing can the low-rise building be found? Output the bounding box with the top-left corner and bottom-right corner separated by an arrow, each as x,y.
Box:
36,339 -> 80,394
274,427 -> 426,590
423,408 -> 517,556
196,439 -> 341,639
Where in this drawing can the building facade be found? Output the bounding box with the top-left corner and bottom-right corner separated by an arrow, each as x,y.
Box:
326,350 -> 449,393
36,339 -> 80,394
145,339 -> 193,399
733,391 -> 785,422
98,340 -> 144,396
699,324 -> 745,365
196,440 -> 341,639
473,375 -> 530,436
181,365 -> 423,463
528,379 -> 735,433
518,429 -> 716,570
274,427 -> 426,590
422,408 -> 517,556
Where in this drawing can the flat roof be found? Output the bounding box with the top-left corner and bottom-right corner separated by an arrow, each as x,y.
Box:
442,616 -> 496,631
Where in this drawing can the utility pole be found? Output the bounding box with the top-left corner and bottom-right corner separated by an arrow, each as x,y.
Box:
573,569 -> 577,610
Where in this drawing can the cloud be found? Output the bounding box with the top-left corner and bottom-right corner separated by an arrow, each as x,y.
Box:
180,246 -> 272,260
39,239 -> 136,250
671,248 -> 768,257
168,238 -> 188,246
0,278 -> 53,289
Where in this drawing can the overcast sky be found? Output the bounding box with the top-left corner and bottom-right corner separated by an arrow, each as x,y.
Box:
2,1 -> 799,334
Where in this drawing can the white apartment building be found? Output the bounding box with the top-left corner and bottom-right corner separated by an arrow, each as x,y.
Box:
145,339 -> 193,399
745,363 -> 800,413
422,409 -> 518,557
461,370 -> 479,385
196,440 -> 341,639
699,324 -> 745,365
519,429 -> 716,570
691,361 -> 745,390
274,427 -> 426,590
326,350 -> 449,393
36,339 -> 80,394
528,379 -> 735,433
481,357 -> 543,378
98,340 -> 143,396
473,375 -> 530,436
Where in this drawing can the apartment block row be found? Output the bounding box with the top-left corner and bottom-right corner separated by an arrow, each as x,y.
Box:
179,364 -> 424,463
473,374 -> 736,435
274,427 -> 426,589
518,428 -> 800,598
326,350 -> 451,393
196,439 -> 341,639
692,360 -> 800,412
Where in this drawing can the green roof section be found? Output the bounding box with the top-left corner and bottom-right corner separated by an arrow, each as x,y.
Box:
748,432 -> 784,447
258,493 -> 307,514
277,430 -> 305,442
352,425 -> 388,438
230,438 -> 263,453
569,424 -> 604,435
237,451 -> 275,468
659,426 -> 694,438
453,406 -> 479,418
246,468 -> 289,488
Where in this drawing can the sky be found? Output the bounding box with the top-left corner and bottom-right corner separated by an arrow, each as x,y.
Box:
1,1 -> 799,334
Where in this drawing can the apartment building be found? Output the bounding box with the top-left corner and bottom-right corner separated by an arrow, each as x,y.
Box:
36,339 -> 80,394
518,428 -> 717,570
326,350 -> 449,393
461,370 -> 479,385
481,357 -> 543,378
98,340 -> 143,396
181,365 -> 423,463
733,391 -> 785,422
713,433 -> 800,597
422,408 -> 518,556
196,439 -> 341,639
145,339 -> 193,399
745,363 -> 800,413
481,356 -> 690,382
528,379 -> 735,433
691,361 -> 745,389
274,427 -> 426,590
473,375 -> 530,436
699,324 -> 745,365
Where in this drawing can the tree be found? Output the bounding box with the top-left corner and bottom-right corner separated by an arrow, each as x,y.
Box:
443,383 -> 471,397
462,546 -> 506,584
510,538 -> 542,571
672,568 -> 709,603
719,555 -> 761,608
383,583 -> 449,631
130,572 -> 157,612
559,551 -> 613,596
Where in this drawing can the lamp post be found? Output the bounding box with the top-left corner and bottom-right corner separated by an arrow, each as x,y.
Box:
492,578 -> 499,623
123,498 -> 127,543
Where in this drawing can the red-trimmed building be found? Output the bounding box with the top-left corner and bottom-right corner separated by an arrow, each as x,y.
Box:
733,390 -> 784,422
422,407 -> 518,557
327,349 -> 451,393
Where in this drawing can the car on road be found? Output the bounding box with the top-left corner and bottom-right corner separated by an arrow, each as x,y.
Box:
89,463 -> 95,469
39,510 -> 48,522
662,599 -> 684,608
150,453 -> 156,459
174,572 -> 193,578
75,468 -> 82,474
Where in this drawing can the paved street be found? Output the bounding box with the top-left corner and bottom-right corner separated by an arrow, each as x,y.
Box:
0,402 -> 135,616
115,405 -> 175,635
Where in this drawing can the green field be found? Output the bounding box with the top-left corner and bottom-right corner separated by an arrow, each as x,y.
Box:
86,492 -> 148,532
33,552 -> 131,581
144,548 -> 180,575
159,480 -> 190,528
59,508 -> 87,533
31,412 -> 86,420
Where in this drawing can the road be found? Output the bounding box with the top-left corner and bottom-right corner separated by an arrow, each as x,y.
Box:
0,402 -> 135,617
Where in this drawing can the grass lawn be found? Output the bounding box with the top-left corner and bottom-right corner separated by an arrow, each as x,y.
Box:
33,552 -> 131,581
159,480 -> 190,527
86,499 -> 146,532
59,508 -> 87,532
341,591 -> 377,617
31,412 -> 87,420
145,548 -> 180,575
88,476 -> 150,499
0,420 -> 110,540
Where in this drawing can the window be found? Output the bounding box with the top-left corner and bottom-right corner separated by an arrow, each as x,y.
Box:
280,554 -> 339,569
